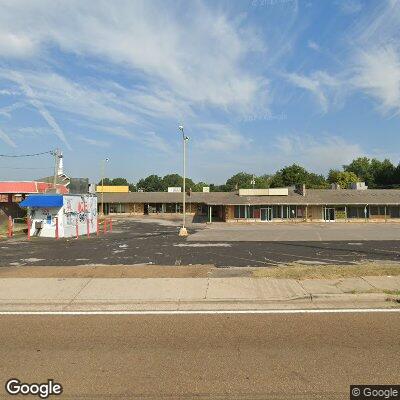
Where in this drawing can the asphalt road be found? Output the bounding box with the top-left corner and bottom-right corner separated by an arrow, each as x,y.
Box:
0,313 -> 399,399
1,219 -> 400,267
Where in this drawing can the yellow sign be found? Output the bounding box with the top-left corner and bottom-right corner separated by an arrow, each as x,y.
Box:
96,186 -> 129,193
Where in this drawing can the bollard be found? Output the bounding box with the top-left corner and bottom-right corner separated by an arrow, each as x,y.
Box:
27,217 -> 31,241
7,216 -> 13,238
87,218 -> 90,238
103,218 -> 107,234
76,220 -> 79,239
109,218 -> 112,232
96,219 -> 99,236
55,217 -> 59,240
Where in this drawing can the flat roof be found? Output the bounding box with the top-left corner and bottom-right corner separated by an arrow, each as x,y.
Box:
98,189 -> 400,206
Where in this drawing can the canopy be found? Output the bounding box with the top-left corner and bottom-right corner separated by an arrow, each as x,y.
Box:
20,195 -> 63,208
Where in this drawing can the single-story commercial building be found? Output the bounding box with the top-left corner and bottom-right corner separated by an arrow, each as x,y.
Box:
97,185 -> 400,223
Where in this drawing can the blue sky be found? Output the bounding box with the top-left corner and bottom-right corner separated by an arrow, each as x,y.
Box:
0,0 -> 399,184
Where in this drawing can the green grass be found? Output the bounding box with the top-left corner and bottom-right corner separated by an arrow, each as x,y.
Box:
383,290 -> 400,296
252,262 -> 400,280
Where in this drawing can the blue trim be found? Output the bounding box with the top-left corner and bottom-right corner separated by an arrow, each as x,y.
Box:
20,195 -> 63,208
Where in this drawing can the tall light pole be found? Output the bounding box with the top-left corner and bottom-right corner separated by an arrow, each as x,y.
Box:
178,125 -> 189,237
100,157 -> 110,216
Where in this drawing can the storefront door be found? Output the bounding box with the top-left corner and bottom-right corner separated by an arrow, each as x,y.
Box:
324,207 -> 335,222
260,207 -> 272,222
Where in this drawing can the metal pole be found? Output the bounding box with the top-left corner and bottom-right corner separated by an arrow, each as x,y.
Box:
101,159 -> 105,216
178,126 -> 188,236
52,149 -> 59,190
183,132 -> 186,229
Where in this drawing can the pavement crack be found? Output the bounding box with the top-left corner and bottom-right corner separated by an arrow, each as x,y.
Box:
204,278 -> 210,300
63,278 -> 93,310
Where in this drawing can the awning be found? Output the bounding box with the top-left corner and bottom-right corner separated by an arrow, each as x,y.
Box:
20,195 -> 63,208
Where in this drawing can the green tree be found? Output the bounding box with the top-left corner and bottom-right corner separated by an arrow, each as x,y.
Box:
192,181 -> 210,192
371,158 -> 395,187
225,172 -> 253,191
343,157 -> 374,186
327,170 -> 359,189
307,173 -> 330,189
136,175 -> 164,192
161,174 -> 196,191
344,157 -> 397,188
269,164 -> 328,188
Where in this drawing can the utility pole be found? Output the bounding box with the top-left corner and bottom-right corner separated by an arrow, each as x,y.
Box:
51,149 -> 60,190
178,125 -> 189,237
100,158 -> 110,216
251,174 -> 256,189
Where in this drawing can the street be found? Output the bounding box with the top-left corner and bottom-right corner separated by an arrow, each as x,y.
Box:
1,218 -> 400,268
0,312 -> 399,399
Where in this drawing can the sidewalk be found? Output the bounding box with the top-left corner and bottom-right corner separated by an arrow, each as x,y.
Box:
0,275 -> 399,311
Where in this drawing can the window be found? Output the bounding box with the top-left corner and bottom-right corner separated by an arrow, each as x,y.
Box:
370,206 -> 386,216
347,206 -> 368,218
389,206 -> 400,218
234,205 -> 246,218
273,205 -> 281,218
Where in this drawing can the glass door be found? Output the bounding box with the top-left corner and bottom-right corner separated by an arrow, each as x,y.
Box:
260,207 -> 272,222
324,207 -> 335,222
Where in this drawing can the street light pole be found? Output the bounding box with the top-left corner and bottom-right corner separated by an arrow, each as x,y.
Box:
178,125 -> 189,237
100,157 -> 109,216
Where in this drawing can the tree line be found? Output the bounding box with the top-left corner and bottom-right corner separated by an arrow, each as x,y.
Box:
99,157 -> 400,192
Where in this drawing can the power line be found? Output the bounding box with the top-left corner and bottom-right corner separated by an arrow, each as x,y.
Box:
0,150 -> 53,158
0,166 -> 53,170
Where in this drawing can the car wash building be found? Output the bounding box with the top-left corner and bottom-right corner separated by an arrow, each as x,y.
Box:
20,194 -> 97,238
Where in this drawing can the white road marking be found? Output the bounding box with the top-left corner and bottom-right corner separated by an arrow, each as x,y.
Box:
174,243 -> 232,247
0,309 -> 399,315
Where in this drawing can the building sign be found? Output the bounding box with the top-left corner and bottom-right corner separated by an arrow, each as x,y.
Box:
168,187 -> 182,193
203,187 -> 210,193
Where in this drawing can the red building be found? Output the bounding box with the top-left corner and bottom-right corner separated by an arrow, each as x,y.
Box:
0,181 -> 69,221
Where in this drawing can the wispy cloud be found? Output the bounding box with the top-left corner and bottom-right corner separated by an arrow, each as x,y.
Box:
0,128 -> 17,148
274,134 -> 363,172
336,0 -> 363,15
307,40 -> 320,51
3,71 -> 71,149
196,123 -> 249,152
0,1 -> 268,115
352,46 -> 400,116
78,135 -> 109,148
284,71 -> 341,113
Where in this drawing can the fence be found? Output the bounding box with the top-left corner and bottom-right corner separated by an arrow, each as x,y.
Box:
2,216 -> 113,240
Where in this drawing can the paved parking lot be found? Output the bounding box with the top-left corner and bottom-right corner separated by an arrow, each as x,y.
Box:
1,218 -> 400,268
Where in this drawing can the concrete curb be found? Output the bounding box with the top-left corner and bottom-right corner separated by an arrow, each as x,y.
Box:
0,293 -> 397,312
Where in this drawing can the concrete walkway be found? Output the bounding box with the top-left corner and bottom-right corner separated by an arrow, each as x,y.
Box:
188,222 -> 400,242
0,275 -> 399,311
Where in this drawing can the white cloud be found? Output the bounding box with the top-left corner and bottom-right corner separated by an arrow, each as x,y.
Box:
196,123 -> 249,152
0,127 -> 17,147
352,46 -> 400,116
284,71 -> 342,113
0,32 -> 37,58
3,71 -> 71,149
307,40 -> 320,51
0,1 -> 268,114
337,0 -> 363,15
0,101 -> 25,118
274,134 -> 363,172
78,136 -> 109,148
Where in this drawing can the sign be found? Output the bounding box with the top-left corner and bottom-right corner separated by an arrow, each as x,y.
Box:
202,187 -> 210,193
168,187 -> 182,193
